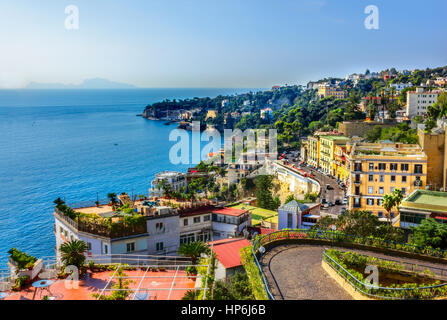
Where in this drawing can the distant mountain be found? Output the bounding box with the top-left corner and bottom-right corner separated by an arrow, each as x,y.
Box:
25,78 -> 138,89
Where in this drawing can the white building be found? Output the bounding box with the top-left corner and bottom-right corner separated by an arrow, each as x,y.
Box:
277,200 -> 321,230
149,171 -> 187,197
406,88 -> 443,118
210,238 -> 252,280
54,204 -> 149,265
390,83 -> 413,93
211,207 -> 251,240
179,206 -> 213,244
260,108 -> 273,120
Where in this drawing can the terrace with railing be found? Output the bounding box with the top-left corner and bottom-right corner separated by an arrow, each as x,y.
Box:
54,207 -> 147,239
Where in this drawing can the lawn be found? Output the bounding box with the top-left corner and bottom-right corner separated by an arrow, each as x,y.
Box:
230,204 -> 278,227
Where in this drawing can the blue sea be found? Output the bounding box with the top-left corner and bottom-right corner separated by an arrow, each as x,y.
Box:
0,88 -> 258,267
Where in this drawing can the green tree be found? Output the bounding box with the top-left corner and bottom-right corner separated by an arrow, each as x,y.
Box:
412,218 -> 447,250
382,188 -> 403,222
178,241 -> 210,265
255,175 -> 277,210
59,240 -> 88,268
213,272 -> 254,300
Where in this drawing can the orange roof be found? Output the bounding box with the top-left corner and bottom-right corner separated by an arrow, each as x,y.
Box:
212,207 -> 247,217
210,238 -> 252,269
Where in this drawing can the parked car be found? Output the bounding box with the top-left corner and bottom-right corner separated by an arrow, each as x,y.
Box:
342,198 -> 348,205
335,199 -> 341,205
321,198 -> 327,204
328,202 -> 334,207
326,184 -> 333,190
340,208 -> 346,214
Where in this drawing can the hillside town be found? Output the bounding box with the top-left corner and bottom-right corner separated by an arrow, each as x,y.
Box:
3,66 -> 447,301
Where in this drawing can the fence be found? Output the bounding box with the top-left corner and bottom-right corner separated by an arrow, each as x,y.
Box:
323,251 -> 447,300
251,229 -> 447,300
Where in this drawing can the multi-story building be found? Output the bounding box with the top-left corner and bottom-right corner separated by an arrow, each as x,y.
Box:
334,144 -> 350,183
179,206 -> 213,245
318,135 -> 350,175
260,108 -> 273,120
435,77 -> 447,87
318,84 -> 347,100
211,207 -> 251,240
307,136 -> 320,168
346,142 -> 427,218
149,171 -> 187,197
406,88 -> 443,118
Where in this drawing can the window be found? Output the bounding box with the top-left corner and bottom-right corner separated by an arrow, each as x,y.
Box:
203,215 -> 210,222
367,199 -> 374,206
60,227 -> 64,234
355,186 -> 360,196
213,232 -> 221,238
126,242 -> 135,253
156,222 -> 164,230
379,175 -> 385,182
390,163 -> 398,171
369,163 -> 374,171
156,242 -> 164,251
368,175 -> 374,182
414,165 -> 423,174
401,164 -> 409,171
402,175 -> 407,183
391,176 -> 396,183
368,186 -> 373,194
379,163 -> 386,171
379,187 -> 384,194
378,212 -> 383,218
193,217 -> 201,223
183,219 -> 188,226
377,199 -> 383,206
402,188 -> 406,195
87,242 -> 92,251
103,244 -> 108,255
390,187 -> 395,193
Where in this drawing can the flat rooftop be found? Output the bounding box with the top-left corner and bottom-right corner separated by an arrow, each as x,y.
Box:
401,190 -> 447,214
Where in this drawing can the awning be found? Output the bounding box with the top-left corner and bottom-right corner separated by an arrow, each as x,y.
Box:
432,215 -> 447,221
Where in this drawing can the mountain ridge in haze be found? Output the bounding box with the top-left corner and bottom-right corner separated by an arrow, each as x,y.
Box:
25,78 -> 138,89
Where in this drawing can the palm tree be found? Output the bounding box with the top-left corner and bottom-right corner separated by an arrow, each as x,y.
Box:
178,241 -> 210,265
59,240 -> 88,268
53,197 -> 65,207
107,193 -> 118,206
382,189 -> 404,223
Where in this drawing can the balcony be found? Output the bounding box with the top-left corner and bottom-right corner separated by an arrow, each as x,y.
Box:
54,208 -> 147,239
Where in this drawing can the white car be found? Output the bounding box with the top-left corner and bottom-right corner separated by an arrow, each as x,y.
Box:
342,198 -> 348,205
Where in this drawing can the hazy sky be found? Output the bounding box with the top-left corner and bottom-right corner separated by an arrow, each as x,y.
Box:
1,0 -> 446,88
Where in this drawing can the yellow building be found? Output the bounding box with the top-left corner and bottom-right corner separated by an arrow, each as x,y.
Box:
318,84 -> 347,99
334,144 -> 350,183
307,136 -> 320,168
346,142 -> 427,219
205,110 -> 218,120
318,136 -> 350,175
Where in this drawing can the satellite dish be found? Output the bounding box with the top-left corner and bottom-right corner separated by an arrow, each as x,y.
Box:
259,246 -> 266,254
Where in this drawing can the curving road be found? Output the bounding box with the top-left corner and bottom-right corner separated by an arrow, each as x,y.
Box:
260,244 -> 447,300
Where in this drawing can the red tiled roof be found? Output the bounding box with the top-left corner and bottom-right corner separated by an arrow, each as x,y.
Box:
209,238 -> 252,269
212,207 -> 247,217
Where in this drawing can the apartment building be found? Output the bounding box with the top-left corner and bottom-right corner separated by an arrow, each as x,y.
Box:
149,171 -> 187,197
211,207 -> 251,240
318,84 -> 347,99
406,87 -> 443,117
346,142 -> 427,218
334,144 -> 350,183
318,135 -> 350,175
307,136 -> 320,168
179,206 -> 213,244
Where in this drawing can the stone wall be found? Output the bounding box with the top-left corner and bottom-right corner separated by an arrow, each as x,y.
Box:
417,128 -> 445,191
338,121 -> 396,138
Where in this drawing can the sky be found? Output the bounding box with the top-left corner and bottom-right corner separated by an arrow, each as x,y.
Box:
0,0 -> 446,88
